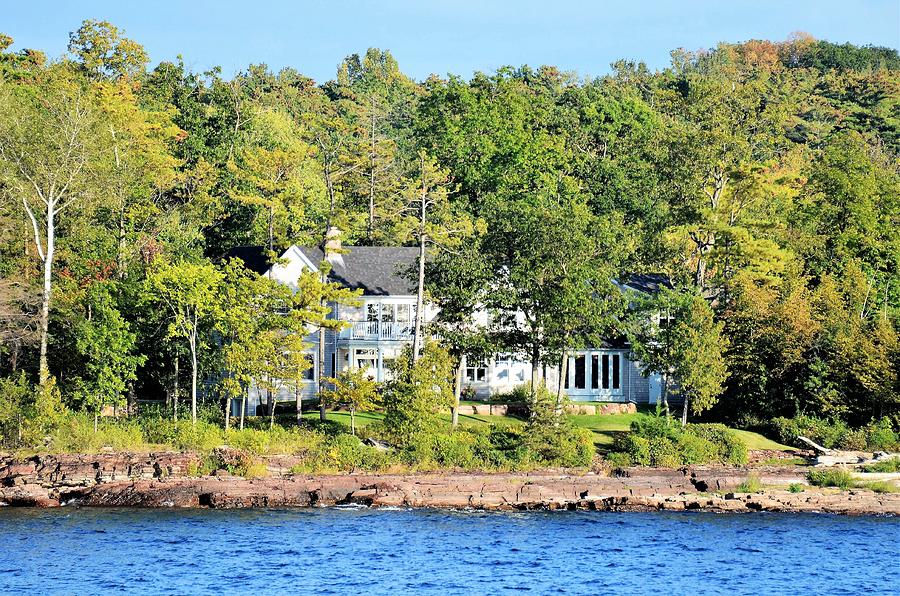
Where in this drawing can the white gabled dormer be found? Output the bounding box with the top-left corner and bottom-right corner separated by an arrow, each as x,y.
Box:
265,245 -> 319,292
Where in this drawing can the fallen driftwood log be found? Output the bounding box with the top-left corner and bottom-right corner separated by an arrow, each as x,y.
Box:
797,436 -> 900,468
797,436 -> 831,454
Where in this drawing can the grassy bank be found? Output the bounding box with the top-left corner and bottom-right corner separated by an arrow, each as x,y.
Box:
304,407 -> 789,453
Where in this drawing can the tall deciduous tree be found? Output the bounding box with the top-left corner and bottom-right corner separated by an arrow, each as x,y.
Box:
146,259 -> 223,426
0,67 -> 103,385
400,152 -> 478,363
482,191 -> 623,404
630,288 -> 728,425
71,283 -> 145,431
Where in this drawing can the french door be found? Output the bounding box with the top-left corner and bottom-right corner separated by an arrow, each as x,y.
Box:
565,351 -> 623,396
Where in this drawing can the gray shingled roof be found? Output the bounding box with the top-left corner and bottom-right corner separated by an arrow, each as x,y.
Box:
620,273 -> 672,294
297,246 -> 419,296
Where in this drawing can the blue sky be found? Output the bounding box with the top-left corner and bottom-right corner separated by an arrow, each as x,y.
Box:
4,1 -> 899,82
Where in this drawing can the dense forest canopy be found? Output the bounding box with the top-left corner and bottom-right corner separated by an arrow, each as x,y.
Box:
0,22 -> 897,429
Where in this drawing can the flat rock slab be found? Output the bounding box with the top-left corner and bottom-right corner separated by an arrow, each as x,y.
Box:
2,454 -> 898,515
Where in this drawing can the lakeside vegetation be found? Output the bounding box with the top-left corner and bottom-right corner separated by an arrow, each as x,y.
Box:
0,22 -> 898,468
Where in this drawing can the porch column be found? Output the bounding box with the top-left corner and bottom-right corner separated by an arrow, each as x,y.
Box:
376,346 -> 383,382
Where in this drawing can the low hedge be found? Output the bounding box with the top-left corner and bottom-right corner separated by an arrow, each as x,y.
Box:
610,419 -> 748,467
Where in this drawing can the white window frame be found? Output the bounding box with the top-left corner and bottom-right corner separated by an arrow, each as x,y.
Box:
465,360 -> 488,383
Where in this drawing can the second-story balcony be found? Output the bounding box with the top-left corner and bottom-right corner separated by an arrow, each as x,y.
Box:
342,320 -> 414,341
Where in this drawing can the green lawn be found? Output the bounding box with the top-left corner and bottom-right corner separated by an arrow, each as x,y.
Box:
730,429 -> 793,451
569,411 -> 648,448
301,408 -> 789,452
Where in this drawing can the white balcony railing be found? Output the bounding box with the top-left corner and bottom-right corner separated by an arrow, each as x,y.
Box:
345,321 -> 414,341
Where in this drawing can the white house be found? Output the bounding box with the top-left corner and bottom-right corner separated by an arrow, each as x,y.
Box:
228,237 -> 662,414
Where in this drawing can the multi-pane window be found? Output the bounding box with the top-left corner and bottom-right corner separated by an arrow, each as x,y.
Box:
574,355 -> 586,389
354,348 -> 377,371
465,362 -> 487,382
366,303 -> 379,322
612,354 -> 620,389
566,352 -> 622,391
365,302 -> 415,323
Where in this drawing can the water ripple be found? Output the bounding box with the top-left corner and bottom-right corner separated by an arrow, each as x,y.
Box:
0,508 -> 897,595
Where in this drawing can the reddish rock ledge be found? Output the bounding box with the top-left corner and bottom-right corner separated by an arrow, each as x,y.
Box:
1,453 -> 898,515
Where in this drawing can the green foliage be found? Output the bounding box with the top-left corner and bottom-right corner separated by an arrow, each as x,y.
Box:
685,423 -> 749,464
612,416 -> 748,467
860,481 -> 898,494
518,383 -> 595,468
70,284 -> 145,420
736,474 -> 763,493
629,288 -> 728,422
771,416 -> 898,451
0,373 -> 32,447
383,341 -> 455,442
1,24 -> 899,465
788,483 -> 806,493
321,368 -> 380,434
862,458 -> 900,473
46,415 -> 146,453
68,20 -> 148,80
807,468 -> 855,490
604,451 -> 634,468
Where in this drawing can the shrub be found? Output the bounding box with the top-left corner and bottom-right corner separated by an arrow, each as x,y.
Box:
807,468 -> 855,489
685,423 -> 748,464
736,473 -> 762,493
840,428 -> 868,451
648,436 -> 681,467
677,433 -> 718,464
864,418 -> 898,451
788,483 -> 805,493
616,434 -> 651,466
604,451 -> 633,468
0,373 -> 33,448
44,415 -> 146,453
430,432 -> 477,468
144,420 -> 223,452
611,418 -> 748,467
771,415 -> 847,449
863,457 -> 900,473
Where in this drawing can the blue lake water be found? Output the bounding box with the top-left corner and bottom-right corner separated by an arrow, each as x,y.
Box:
0,507 -> 897,595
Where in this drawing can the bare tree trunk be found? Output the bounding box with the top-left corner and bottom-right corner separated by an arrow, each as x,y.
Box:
93,411 -> 98,433
37,202 -> 54,386
530,343 -> 540,412
295,383 -> 302,426
350,408 -> 356,436
190,335 -> 198,427
367,101 -> 376,241
173,357 -> 179,422
556,353 -> 568,410
411,234 -> 426,363
452,354 -> 465,428
661,372 -> 670,418
239,394 -> 246,430
269,387 -> 276,430
318,323 -> 327,422
681,394 -> 689,427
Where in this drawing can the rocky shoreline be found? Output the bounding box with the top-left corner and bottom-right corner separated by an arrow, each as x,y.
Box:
1,452 -> 898,515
